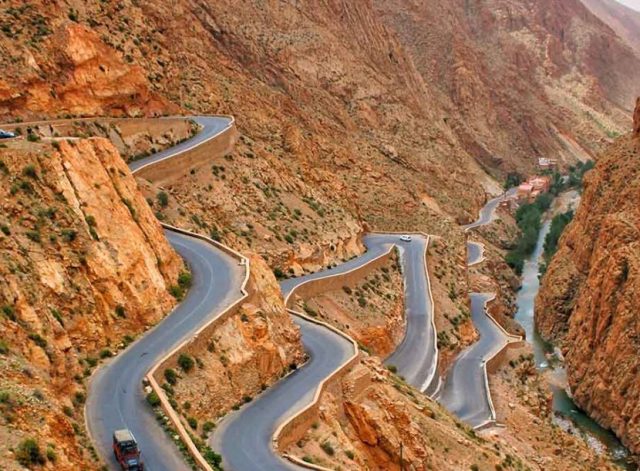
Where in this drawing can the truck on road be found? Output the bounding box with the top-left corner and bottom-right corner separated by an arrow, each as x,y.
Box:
113,429 -> 144,470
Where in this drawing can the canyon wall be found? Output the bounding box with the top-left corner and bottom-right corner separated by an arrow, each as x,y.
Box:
4,0 -> 639,317
536,101 -> 640,453
581,0 -> 640,56
375,0 -> 640,174
0,138 -> 183,468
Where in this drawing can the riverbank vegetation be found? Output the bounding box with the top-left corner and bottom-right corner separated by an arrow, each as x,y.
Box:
504,160 -> 593,275
548,161 -> 594,195
505,193 -> 553,274
539,210 -> 574,275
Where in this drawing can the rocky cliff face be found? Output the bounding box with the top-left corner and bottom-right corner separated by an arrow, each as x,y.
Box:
287,356 -> 615,470
0,138 -> 182,468
4,0 -> 637,301
0,20 -> 173,118
581,0 -> 640,56
536,104 -> 640,453
375,0 -> 640,171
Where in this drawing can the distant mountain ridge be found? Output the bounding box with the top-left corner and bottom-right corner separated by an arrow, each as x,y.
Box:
581,0 -> 640,55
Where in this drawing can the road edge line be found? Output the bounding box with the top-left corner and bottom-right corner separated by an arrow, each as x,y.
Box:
368,231 -> 439,396
131,115 -> 235,174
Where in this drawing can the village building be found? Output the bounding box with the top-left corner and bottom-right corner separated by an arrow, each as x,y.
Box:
516,175 -> 551,202
538,157 -> 558,170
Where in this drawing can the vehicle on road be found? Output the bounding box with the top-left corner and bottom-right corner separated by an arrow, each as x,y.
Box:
0,129 -> 16,139
399,235 -> 412,242
113,429 -> 144,470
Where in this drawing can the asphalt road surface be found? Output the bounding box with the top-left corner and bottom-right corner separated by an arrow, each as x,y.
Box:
211,316 -> 353,471
212,233 -> 439,470
438,293 -> 506,427
438,191 -> 514,427
86,231 -> 243,471
467,241 -> 484,266
86,115 -> 440,470
128,116 -> 232,173
86,116 -> 242,471
283,233 -> 439,392
462,188 -> 516,231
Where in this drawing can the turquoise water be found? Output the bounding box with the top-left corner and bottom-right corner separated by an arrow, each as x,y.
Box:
513,219 -> 637,469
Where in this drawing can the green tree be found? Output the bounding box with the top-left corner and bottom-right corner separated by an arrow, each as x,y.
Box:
157,191 -> 169,208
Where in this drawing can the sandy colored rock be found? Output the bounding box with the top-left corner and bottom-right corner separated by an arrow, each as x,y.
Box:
536,125 -> 640,453
0,22 -> 174,118
0,138 -> 182,469
287,356 -> 616,470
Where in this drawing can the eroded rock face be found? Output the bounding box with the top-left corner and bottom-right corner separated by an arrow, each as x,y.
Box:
536,122 -> 640,453
286,357 -> 615,470
168,254 -> 304,423
0,23 -> 174,118
0,138 -> 182,467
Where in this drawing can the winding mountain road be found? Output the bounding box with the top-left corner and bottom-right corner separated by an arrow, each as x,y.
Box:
73,115 -> 439,470
461,189 -> 516,231
280,233 -> 438,392
439,190 -> 517,428
87,230 -> 244,471
86,116 -> 243,471
211,316 -> 352,470
213,232 -> 439,469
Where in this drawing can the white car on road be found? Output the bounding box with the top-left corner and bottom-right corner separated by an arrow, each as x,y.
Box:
400,235 -> 412,242
0,129 -> 16,139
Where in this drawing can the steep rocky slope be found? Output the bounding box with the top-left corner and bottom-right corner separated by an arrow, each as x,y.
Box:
375,0 -> 640,172
1,2 -> 636,340
636,97 -> 640,136
582,0 -> 640,56
287,355 -> 617,470
0,138 -> 183,468
1,1 -> 639,468
536,100 -> 640,454
292,253 -> 405,357
0,20 -> 174,118
2,0 -> 638,338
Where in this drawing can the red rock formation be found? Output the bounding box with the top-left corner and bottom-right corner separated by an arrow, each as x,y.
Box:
536,104 -> 640,453
168,254 -> 304,423
0,23 -> 174,118
0,138 -> 183,467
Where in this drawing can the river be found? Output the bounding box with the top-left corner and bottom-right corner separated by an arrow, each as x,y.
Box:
513,201 -> 636,469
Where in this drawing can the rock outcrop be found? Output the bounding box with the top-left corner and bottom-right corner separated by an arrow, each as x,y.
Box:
536,104 -> 640,453
0,138 -> 182,468
287,357 -> 616,470
0,22 -> 174,118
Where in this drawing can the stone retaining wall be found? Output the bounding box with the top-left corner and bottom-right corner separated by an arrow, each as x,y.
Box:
135,124 -> 238,184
